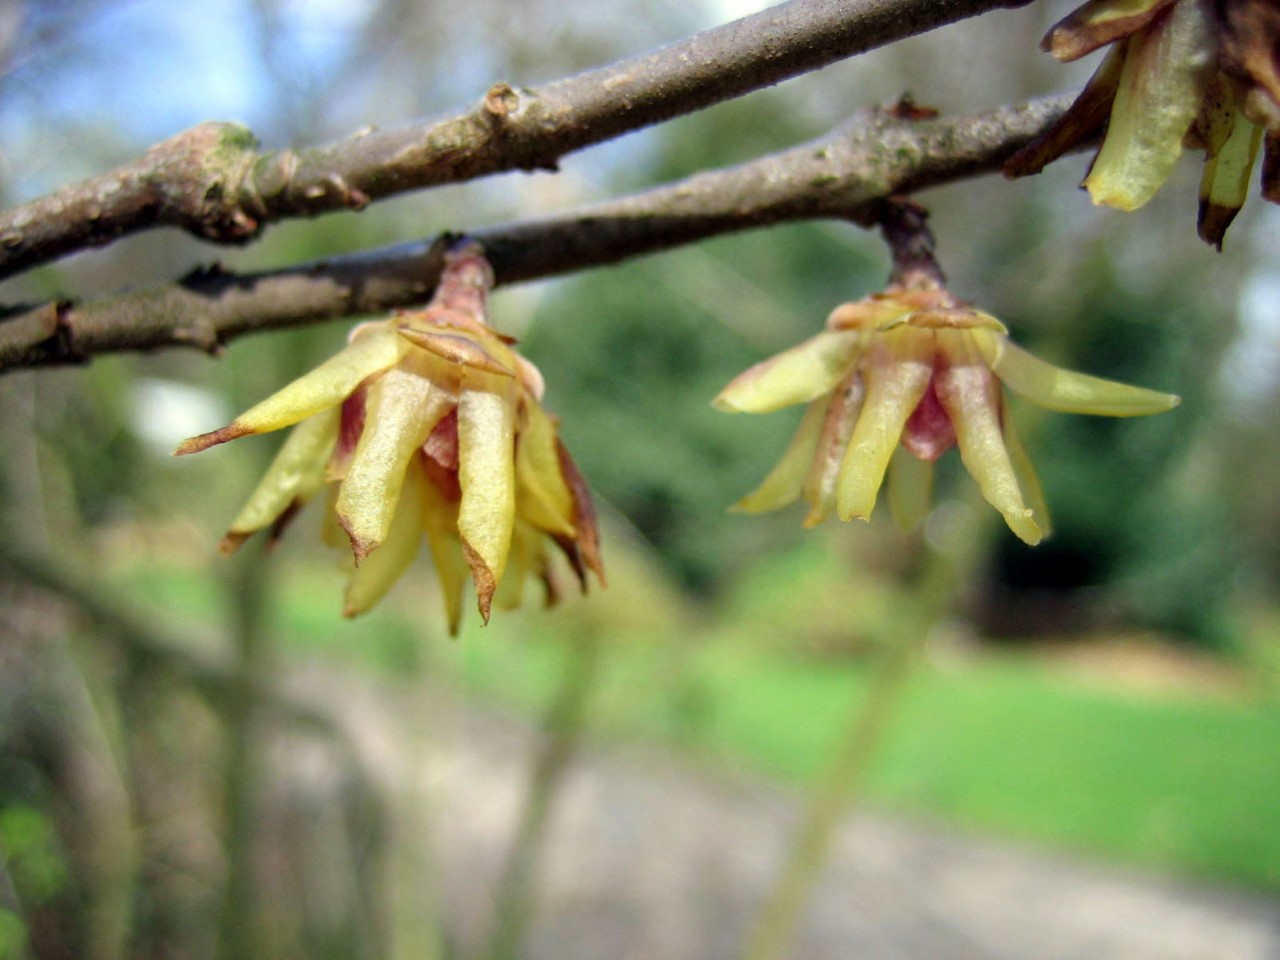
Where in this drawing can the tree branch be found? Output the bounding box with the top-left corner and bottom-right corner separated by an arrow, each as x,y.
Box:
0,0 -> 1031,281
0,94 -> 1072,372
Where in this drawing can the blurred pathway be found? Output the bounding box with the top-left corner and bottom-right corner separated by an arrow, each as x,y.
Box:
315,672 -> 1280,960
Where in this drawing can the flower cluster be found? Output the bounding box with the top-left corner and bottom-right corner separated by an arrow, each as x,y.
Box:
714,280 -> 1180,545
1006,0 -> 1280,248
176,242 -> 603,633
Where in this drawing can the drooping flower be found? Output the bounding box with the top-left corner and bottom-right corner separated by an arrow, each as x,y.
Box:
175,241 -> 603,632
1005,0 -> 1280,248
713,281 -> 1180,545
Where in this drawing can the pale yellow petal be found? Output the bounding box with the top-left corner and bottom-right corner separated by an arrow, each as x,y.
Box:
730,400 -> 826,514
1084,1 -> 1216,210
835,328 -> 933,522
493,522 -> 542,612
343,454 -> 425,616
220,406 -> 339,551
336,361 -> 454,561
457,380 -> 517,622
886,448 -> 935,534
396,327 -> 516,378
1198,105 -> 1264,249
319,483 -> 346,550
802,375 -> 865,527
825,297 -> 916,332
420,467 -> 468,636
975,330 -> 1180,416
1001,406 -> 1053,540
935,335 -> 1043,546
515,399 -> 576,537
713,331 -> 860,414
175,323 -> 409,454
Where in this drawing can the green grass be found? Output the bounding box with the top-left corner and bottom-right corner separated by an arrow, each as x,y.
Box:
107,556 -> 1280,891
436,629 -> 1280,889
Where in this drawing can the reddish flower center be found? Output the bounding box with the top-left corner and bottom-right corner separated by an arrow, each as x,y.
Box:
900,377 -> 956,461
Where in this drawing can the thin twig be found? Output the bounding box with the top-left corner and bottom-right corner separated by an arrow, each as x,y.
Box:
0,536 -> 334,734
0,94 -> 1073,372
485,629 -> 604,960
741,538 -> 964,960
0,0 -> 1031,281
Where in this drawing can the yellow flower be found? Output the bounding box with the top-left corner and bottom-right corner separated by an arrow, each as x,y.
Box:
713,282 -> 1180,545
1006,0 -> 1280,248
175,242 -> 603,632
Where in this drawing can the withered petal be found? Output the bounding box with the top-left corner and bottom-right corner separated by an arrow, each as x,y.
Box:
1215,0 -> 1280,127
1042,0 -> 1176,62
1005,45 -> 1123,179
556,439 -> 606,587
1262,130 -> 1280,202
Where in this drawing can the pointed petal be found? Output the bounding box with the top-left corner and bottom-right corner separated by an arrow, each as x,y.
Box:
1006,46 -> 1123,178
493,522 -> 541,612
319,483 -> 346,550
802,374 -> 865,527
835,328 -> 933,523
1001,406 -> 1053,540
515,399 -> 577,538
1042,0 -> 1174,62
175,323 -> 407,454
343,454 -> 425,616
1084,3 -> 1216,210
327,389 -> 367,483
420,464 -> 468,636
887,448 -> 935,534
1189,73 -> 1238,155
556,439 -> 606,587
975,329 -> 1180,416
219,407 -> 339,553
457,380 -> 517,623
1264,131 -> 1280,203
1198,108 -> 1264,249
825,296 -> 916,332
731,401 -> 826,514
397,326 -> 516,378
1215,0 -> 1280,127
713,331 -> 860,414
934,334 -> 1042,546
336,361 -> 454,561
